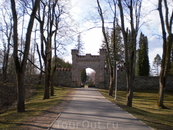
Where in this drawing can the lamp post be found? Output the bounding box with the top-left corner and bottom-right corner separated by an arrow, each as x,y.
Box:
114,60 -> 124,100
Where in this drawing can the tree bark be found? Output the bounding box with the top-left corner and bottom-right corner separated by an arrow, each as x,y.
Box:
17,72 -> 25,112
50,66 -> 56,96
157,0 -> 173,108
43,40 -> 51,99
108,70 -> 114,96
36,43 -> 43,85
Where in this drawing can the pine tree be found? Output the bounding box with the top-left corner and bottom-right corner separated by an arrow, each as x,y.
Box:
101,26 -> 123,67
75,33 -> 84,55
81,69 -> 87,84
137,32 -> 150,76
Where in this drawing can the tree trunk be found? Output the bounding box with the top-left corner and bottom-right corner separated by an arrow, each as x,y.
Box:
44,77 -> 50,99
2,53 -> 8,82
97,0 -> 115,96
157,0 -> 173,108
50,75 -> 54,96
43,40 -> 51,99
38,71 -> 42,85
17,72 -> 25,112
36,43 -> 43,85
43,63 -> 50,99
108,68 -> 114,96
126,73 -> 134,107
157,37 -> 172,108
50,65 -> 56,96
158,76 -> 165,108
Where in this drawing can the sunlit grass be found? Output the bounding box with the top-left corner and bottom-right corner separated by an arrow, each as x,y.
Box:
99,89 -> 173,130
0,85 -> 72,129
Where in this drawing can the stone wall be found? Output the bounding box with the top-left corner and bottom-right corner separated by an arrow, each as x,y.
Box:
105,69 -> 173,91
1,69 -> 172,90
53,68 -> 72,87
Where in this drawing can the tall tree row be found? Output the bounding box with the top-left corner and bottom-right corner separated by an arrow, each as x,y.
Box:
35,0 -> 74,99
137,32 -> 150,76
97,0 -> 142,106
0,0 -> 75,112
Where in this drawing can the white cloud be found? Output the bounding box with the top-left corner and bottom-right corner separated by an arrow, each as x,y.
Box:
82,28 -> 103,55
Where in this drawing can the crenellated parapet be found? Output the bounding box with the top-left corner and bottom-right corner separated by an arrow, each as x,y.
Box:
56,68 -> 71,72
71,49 -> 106,63
76,54 -> 100,62
99,48 -> 106,55
71,49 -> 79,55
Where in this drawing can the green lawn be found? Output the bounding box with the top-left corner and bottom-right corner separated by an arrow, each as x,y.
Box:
99,89 -> 173,130
0,85 -> 72,129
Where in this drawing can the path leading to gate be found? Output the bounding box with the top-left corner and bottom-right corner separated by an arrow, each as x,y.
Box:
49,88 -> 154,130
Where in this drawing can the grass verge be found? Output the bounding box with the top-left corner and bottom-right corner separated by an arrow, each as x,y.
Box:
0,85 -> 72,129
99,89 -> 173,130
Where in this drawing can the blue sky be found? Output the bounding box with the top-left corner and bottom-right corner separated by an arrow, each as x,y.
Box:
66,0 -> 163,68
0,0 -> 163,69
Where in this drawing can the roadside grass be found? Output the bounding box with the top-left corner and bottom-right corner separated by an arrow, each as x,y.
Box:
99,89 -> 173,130
0,85 -> 71,129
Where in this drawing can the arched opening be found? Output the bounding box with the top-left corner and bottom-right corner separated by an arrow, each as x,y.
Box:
86,68 -> 96,87
80,68 -> 96,87
80,69 -> 87,87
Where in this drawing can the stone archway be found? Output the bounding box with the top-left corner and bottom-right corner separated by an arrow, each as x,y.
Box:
71,49 -> 106,88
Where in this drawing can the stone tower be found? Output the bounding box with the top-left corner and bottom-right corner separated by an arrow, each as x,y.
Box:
71,49 -> 106,88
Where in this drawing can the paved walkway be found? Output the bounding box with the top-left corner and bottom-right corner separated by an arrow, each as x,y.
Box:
49,88 -> 154,130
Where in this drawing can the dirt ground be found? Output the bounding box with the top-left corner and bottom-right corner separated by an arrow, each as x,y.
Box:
13,89 -> 76,130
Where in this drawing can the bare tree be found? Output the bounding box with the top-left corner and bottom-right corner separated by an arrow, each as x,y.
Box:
36,0 -> 75,99
157,0 -> 173,108
97,0 -> 119,96
36,0 -> 72,99
0,6 -> 13,82
118,0 -> 142,107
10,0 -> 40,112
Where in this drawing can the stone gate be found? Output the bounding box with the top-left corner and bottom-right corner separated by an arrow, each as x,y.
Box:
71,49 -> 106,88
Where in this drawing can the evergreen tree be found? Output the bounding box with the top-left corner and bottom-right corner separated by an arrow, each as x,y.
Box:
81,69 -> 87,83
52,56 -> 72,68
137,32 -> 150,76
101,26 -> 123,67
75,33 -> 84,55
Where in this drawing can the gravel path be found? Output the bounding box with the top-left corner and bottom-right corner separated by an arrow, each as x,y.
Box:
49,88 -> 154,130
